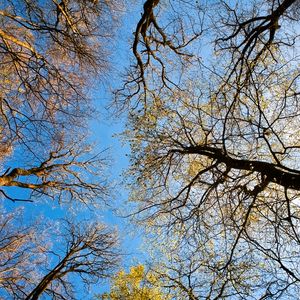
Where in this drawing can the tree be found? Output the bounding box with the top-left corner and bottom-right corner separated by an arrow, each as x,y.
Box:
120,0 -> 300,298
99,264 -> 170,300
0,0 -> 120,203
25,220 -> 119,300
0,209 -> 44,299
0,212 -> 119,299
0,1 -> 122,298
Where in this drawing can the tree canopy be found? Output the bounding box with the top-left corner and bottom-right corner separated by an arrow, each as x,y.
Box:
0,0 -> 119,203
0,214 -> 119,299
99,265 -> 170,300
4,0 -> 300,298
120,0 -> 300,298
0,0 -> 121,298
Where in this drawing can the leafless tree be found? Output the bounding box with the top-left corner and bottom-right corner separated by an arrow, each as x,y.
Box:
25,219 -> 119,300
0,1 -> 122,298
0,209 -> 44,299
0,141 -> 109,204
0,0 -> 121,204
122,0 -> 300,298
0,212 -> 120,300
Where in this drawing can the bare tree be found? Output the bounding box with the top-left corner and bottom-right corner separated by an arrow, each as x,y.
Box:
0,209 -> 44,299
121,0 -> 300,298
0,0 -> 121,203
0,212 -> 119,300
0,141 -> 109,204
25,219 -> 119,300
0,1 -> 122,298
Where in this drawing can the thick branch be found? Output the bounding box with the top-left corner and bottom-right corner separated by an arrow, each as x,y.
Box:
171,145 -> 300,190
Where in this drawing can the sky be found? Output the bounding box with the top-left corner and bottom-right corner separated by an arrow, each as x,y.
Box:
81,3 -> 152,293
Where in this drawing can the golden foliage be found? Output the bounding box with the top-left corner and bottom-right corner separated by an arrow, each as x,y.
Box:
100,265 -> 170,300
